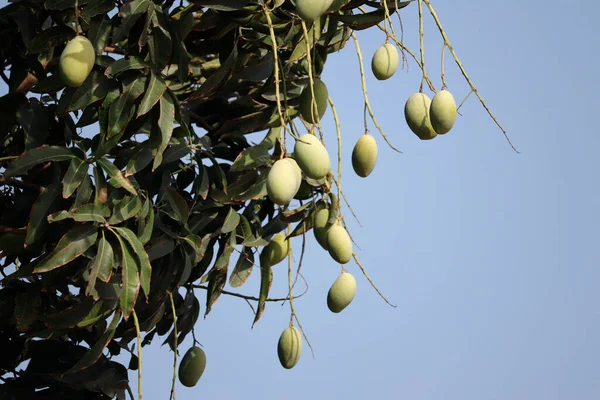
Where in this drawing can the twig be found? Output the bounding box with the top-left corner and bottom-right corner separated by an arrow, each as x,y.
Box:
0,226 -> 27,234
132,309 -> 143,400
192,284 -> 306,302
328,97 -> 342,209
417,0 -> 427,92
350,32 -> 402,154
352,253 -> 397,308
422,0 -> 519,153
168,292 -> 178,400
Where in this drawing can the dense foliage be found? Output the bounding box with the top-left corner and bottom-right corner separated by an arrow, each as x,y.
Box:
0,0 -> 508,398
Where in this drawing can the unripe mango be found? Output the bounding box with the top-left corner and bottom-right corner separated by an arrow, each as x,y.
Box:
351,134 -> 378,178
299,78 -> 329,124
267,158 -> 301,205
371,43 -> 399,81
293,133 -> 330,180
283,158 -> 302,188
260,232 -> 290,267
430,89 -> 457,134
295,0 -> 333,21
59,36 -> 96,87
313,208 -> 331,250
327,223 -> 352,264
178,346 -> 206,387
327,272 -> 357,313
404,92 -> 437,140
277,326 -> 302,369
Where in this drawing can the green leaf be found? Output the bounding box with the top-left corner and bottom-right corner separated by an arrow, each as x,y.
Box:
89,15 -> 113,54
15,288 -> 42,332
137,72 -> 167,117
187,44 -> 238,102
114,0 -> 151,42
231,171 -> 268,202
48,210 -> 72,223
108,196 -> 142,225
93,164 -> 109,205
161,142 -> 190,165
152,92 -> 175,170
43,298 -> 96,328
65,309 -> 121,374
252,263 -> 272,327
181,234 -> 208,264
221,207 -> 240,234
67,71 -> 111,112
25,183 -> 61,246
76,299 -> 117,328
73,174 -> 93,209
28,25 -> 75,54
113,232 -> 141,320
163,187 -> 189,223
62,158 -> 88,198
146,235 -> 175,261
107,93 -> 136,139
137,201 -> 154,244
204,234 -> 236,316
82,0 -> 114,17
96,159 -> 138,195
112,227 -> 152,299
148,26 -> 172,72
34,224 -> 98,273
44,0 -> 87,10
86,232 -> 115,297
4,146 -> 77,179
229,247 -> 254,288
125,146 -> 153,176
104,57 -> 148,78
18,99 -> 48,150
72,203 -> 110,223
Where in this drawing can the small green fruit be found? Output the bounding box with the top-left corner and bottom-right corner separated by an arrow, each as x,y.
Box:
313,208 -> 331,250
327,272 -> 357,313
371,43 -> 399,81
299,78 -> 329,124
260,232 -> 290,267
295,0 -> 333,21
351,134 -> 378,178
178,346 -> 206,388
430,89 -> 457,135
327,223 -> 352,264
277,326 -> 302,369
59,36 -> 96,87
294,133 -> 330,180
404,92 -> 437,140
267,158 -> 301,205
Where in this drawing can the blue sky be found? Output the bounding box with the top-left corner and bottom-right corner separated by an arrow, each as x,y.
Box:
2,1 -> 600,399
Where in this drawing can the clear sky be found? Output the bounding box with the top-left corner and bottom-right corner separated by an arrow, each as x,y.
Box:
2,1 -> 600,399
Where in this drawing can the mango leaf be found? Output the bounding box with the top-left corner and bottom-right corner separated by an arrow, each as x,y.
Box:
205,234 -> 235,317
86,232 -> 115,297
67,71 -> 111,112
76,299 -> 117,328
252,263 -> 272,328
89,15 -> 113,54
125,146 -> 153,176
42,298 -> 96,328
146,235 -> 175,261
229,247 -> 254,288
93,164 -> 109,205
96,159 -> 138,195
4,146 -> 77,179
148,26 -> 172,72
62,158 -> 88,198
104,57 -> 148,78
137,72 -> 167,117
289,16 -> 323,63
334,2 -> 414,30
25,183 -> 61,246
47,210 -> 72,223
112,227 -> 152,300
64,309 -> 121,375
107,93 -> 136,139
182,234 -> 206,264
162,187 -> 189,223
152,92 -> 175,171
231,172 -> 268,202
161,142 -> 190,165
73,174 -> 93,209
108,196 -> 142,225
82,0 -> 114,17
112,232 -> 140,320
230,144 -> 271,172
186,44 -> 238,102
34,224 -> 98,273
137,201 -> 155,245
221,207 -> 240,234
28,24 -> 75,54
15,288 -> 42,332
72,203 -> 110,223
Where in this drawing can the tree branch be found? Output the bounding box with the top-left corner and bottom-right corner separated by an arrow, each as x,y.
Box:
192,284 -> 307,302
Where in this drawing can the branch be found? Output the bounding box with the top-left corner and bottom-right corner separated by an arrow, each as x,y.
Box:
0,177 -> 44,193
0,226 -> 26,234
192,284 -> 307,302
